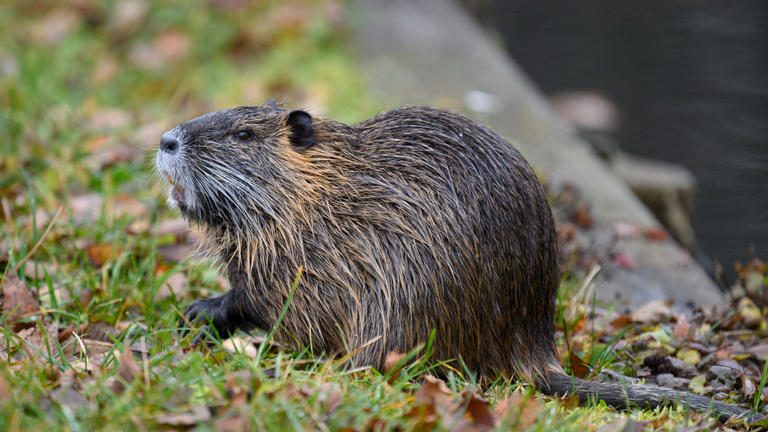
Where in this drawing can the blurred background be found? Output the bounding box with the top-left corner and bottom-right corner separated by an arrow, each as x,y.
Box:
1,0 -> 765,282
464,0 -> 768,277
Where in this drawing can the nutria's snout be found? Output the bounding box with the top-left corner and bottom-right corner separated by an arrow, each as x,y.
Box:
155,129 -> 196,214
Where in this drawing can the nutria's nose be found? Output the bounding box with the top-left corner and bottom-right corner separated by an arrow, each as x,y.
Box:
160,134 -> 180,154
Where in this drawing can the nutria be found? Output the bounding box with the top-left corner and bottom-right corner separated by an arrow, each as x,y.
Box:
156,102 -> 750,421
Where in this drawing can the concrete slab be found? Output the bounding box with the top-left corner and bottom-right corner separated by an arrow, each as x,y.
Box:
352,0 -> 723,309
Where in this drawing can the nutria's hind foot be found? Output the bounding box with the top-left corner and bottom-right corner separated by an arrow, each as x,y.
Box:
180,292 -> 251,342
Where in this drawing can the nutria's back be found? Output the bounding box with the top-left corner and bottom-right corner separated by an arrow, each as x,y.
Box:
157,104 -> 559,380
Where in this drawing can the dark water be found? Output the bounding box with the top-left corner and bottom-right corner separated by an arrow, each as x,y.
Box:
468,0 -> 768,271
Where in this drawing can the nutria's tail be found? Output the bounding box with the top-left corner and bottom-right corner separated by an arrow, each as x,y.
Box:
537,372 -> 760,424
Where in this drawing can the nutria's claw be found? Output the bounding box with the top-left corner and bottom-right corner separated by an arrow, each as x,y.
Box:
179,294 -> 243,343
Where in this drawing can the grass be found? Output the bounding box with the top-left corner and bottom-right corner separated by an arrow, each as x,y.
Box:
0,1 -> 759,430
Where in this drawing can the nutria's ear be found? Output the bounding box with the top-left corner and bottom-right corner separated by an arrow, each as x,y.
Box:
286,110 -> 316,149
264,98 -> 279,109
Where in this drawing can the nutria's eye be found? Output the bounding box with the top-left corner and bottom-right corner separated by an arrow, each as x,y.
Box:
236,130 -> 253,141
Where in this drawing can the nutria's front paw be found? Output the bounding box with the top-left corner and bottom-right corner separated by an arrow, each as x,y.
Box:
180,294 -> 239,342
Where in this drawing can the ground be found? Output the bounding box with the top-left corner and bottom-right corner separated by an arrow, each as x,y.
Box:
1,1 -> 767,430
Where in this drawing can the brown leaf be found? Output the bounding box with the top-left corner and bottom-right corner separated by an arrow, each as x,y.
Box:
383,351 -> 406,377
494,391 -> 542,430
644,228 -> 669,241
87,243 -> 122,267
10,323 -> 59,365
412,377 -> 495,431
414,375 -> 453,405
460,390 -> 495,430
409,376 -> 452,429
572,203 -> 593,228
86,322 -> 120,342
2,273 -> 40,331
610,314 -> 633,329
673,314 -> 690,340
156,406 -> 211,427
111,349 -> 141,394
317,382 -> 343,414
569,351 -> 591,378
62,338 -> 114,360
631,299 -> 673,324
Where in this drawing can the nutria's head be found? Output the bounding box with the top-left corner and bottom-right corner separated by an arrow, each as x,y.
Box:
155,102 -> 319,231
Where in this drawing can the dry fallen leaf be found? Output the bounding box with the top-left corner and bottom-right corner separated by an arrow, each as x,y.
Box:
9,323 -> 59,366
2,273 -> 40,331
111,348 -> 141,394
412,376 -> 495,431
156,406 -> 211,427
87,243 -> 122,267
494,391 -> 542,430
673,314 -> 690,339
460,390 -> 495,430
572,203 -> 593,228
631,299 -> 673,324
644,228 -> 669,241
316,382 -> 343,414
610,314 -> 633,329
222,336 -> 258,359
62,338 -> 114,360
569,351 -> 591,378
383,351 -> 407,376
